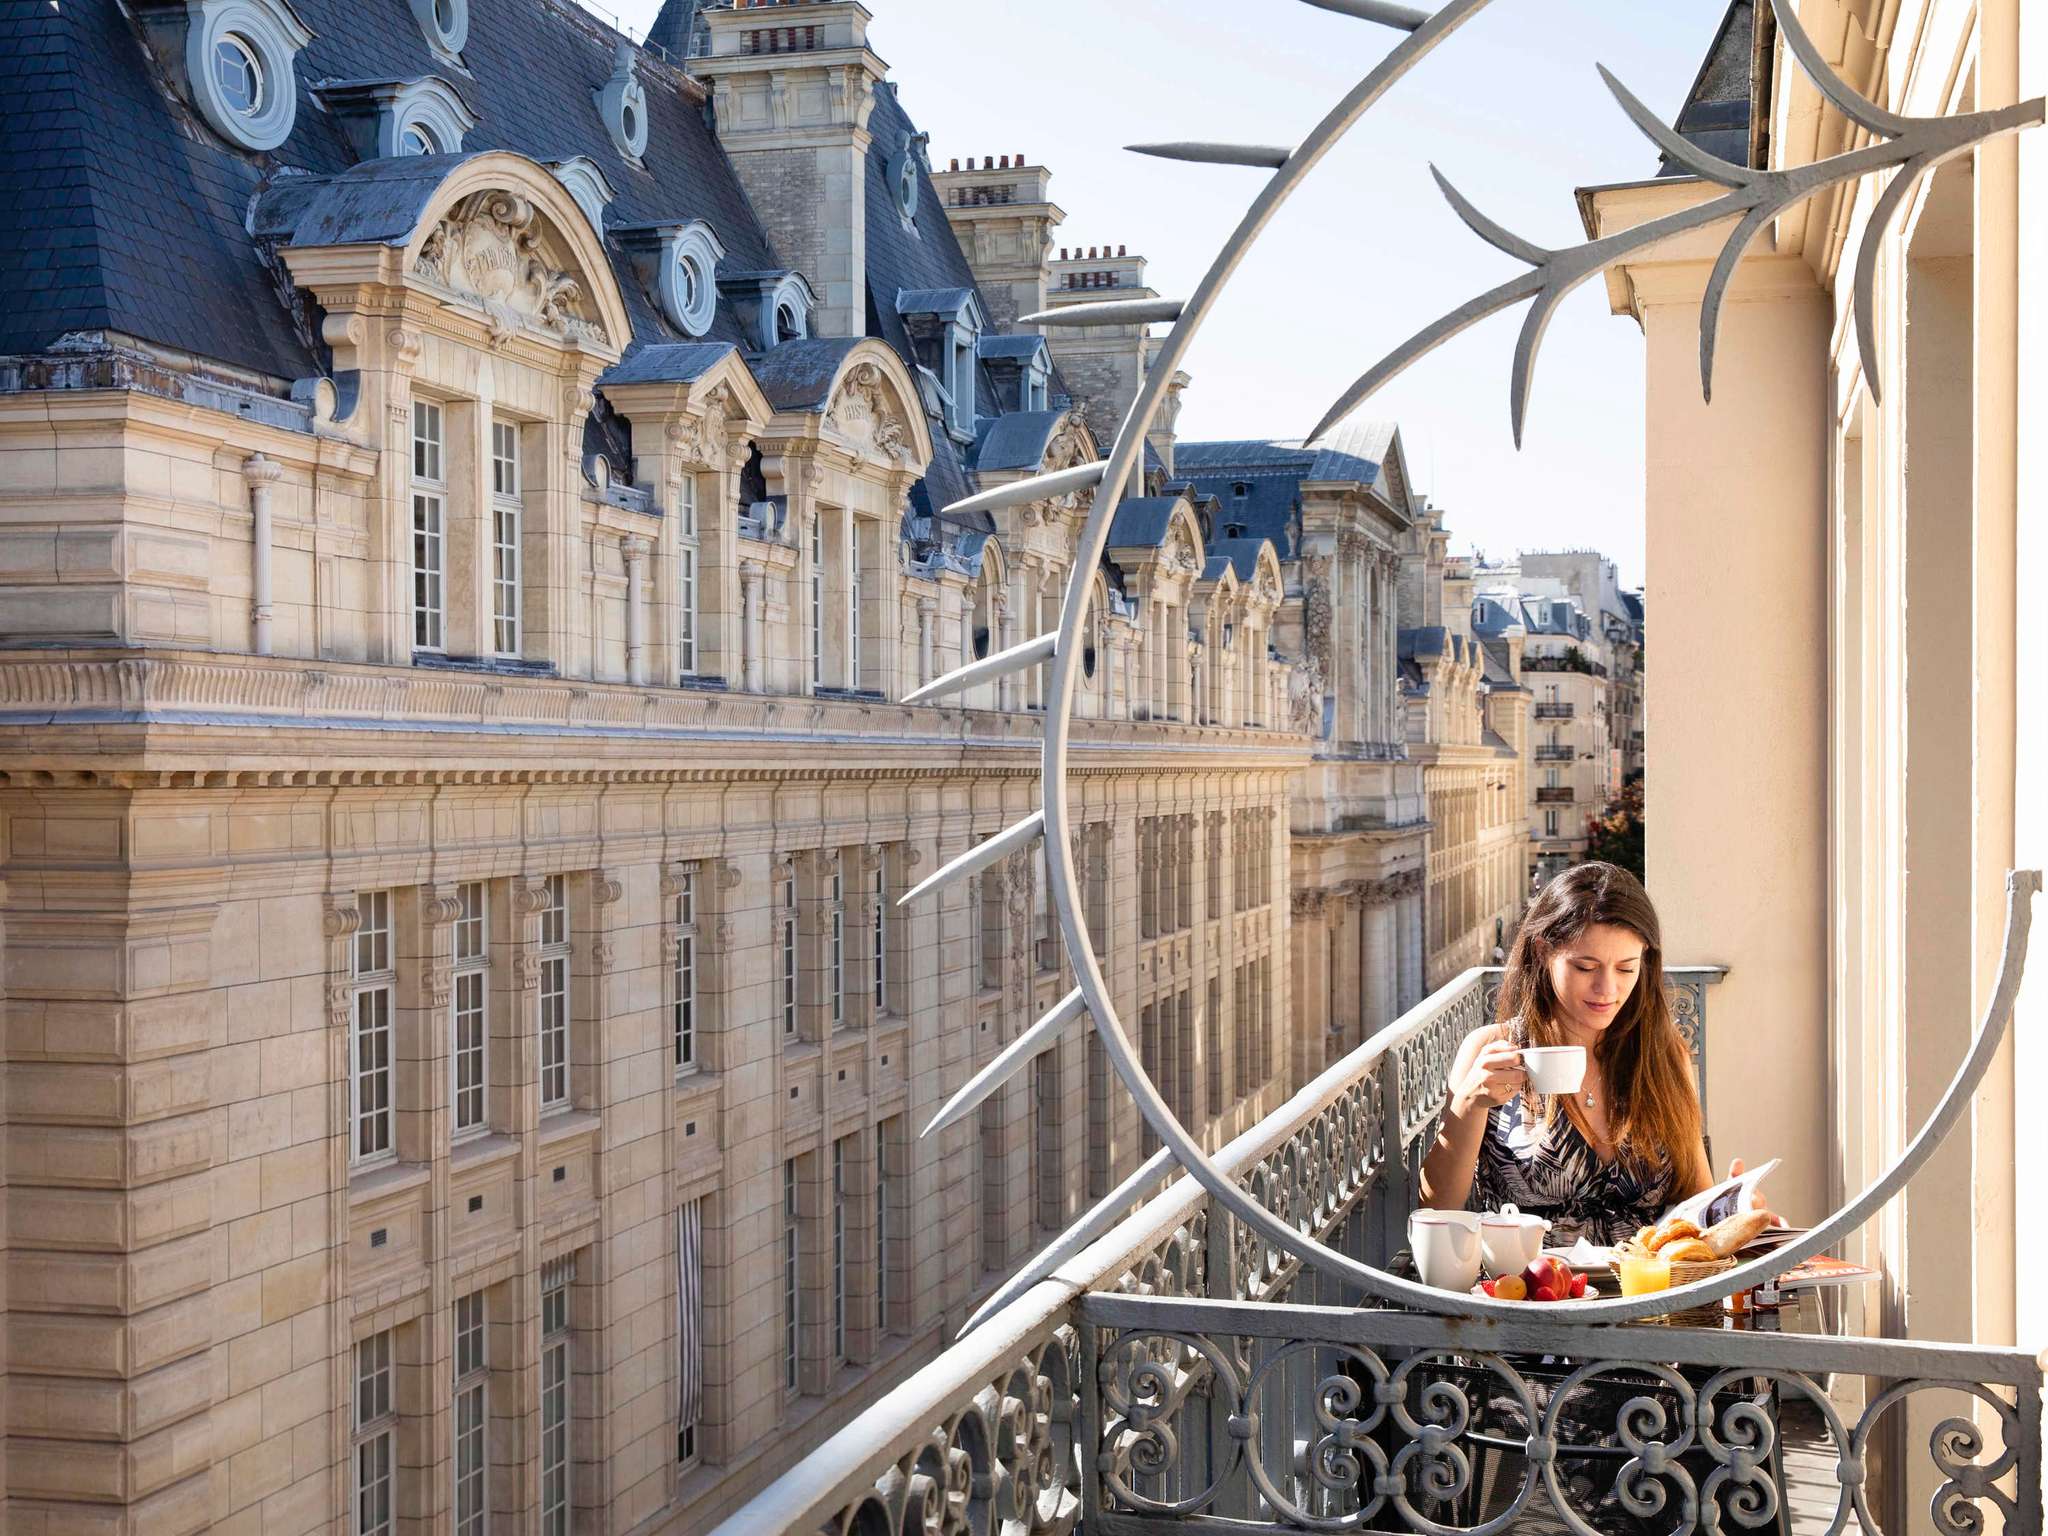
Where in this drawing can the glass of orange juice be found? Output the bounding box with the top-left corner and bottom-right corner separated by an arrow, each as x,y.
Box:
1617,1252 -> 1672,1297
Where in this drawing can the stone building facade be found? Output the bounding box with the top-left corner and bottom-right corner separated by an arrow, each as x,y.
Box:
0,2 -> 1524,1533
1400,538 -> 1529,991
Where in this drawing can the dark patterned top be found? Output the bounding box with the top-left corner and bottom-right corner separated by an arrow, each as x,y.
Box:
1467,1093 -> 1676,1246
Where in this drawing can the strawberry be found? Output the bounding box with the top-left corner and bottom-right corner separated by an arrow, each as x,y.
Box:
1569,1272 -> 1588,1299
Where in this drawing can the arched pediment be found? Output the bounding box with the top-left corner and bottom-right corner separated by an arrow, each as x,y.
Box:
268,151 -> 631,359
970,533 -> 1008,592
819,341 -> 933,473
1160,503 -> 1206,580
409,155 -> 631,355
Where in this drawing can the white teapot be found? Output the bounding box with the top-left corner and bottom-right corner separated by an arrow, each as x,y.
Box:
1479,1203 -> 1550,1276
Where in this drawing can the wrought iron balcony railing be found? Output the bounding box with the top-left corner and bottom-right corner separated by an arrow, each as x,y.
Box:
1534,744 -> 1574,762
708,959 -> 2045,1536
1534,702 -> 1576,719
720,966 -> 2031,1536
1535,785 -> 1575,804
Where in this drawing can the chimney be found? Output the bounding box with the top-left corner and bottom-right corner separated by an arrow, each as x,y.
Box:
693,2 -> 884,337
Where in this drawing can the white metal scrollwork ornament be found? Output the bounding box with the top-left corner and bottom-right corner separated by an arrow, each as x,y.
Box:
901,0 -> 2044,1327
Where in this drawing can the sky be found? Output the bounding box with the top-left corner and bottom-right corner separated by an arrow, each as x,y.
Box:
600,0 -> 1734,589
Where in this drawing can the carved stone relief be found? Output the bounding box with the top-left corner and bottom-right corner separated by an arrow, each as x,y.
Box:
825,362 -> 913,467
414,191 -> 607,347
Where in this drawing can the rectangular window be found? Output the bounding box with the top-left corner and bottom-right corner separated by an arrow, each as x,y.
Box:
413,401 -> 445,652
677,475 -> 699,677
779,865 -> 798,1040
539,875 -> 570,1111
679,1199 -> 704,1469
541,1260 -> 574,1536
452,881 -> 488,1137
848,524 -> 862,690
831,1138 -> 848,1363
782,1159 -> 801,1394
1545,809 -> 1560,838
674,870 -> 698,1072
829,862 -> 845,1030
491,419 -> 521,657
453,1291 -> 487,1536
875,1123 -> 892,1330
871,859 -> 886,1014
351,891 -> 394,1166
1035,1049 -> 1060,1232
809,515 -> 824,690
353,1330 -> 395,1536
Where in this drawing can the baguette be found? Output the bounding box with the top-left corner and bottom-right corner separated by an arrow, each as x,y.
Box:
1701,1209 -> 1772,1258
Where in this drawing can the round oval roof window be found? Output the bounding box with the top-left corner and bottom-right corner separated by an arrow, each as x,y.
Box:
214,36 -> 264,117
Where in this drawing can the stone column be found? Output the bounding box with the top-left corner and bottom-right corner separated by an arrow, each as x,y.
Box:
623,535 -> 650,686
993,593 -> 1014,711
1397,884 -> 1424,1011
1364,893 -> 1397,1031
244,452 -> 282,656
916,595 -> 936,689
1288,890 -> 1330,1089
1330,889 -> 1363,1057
739,559 -> 763,693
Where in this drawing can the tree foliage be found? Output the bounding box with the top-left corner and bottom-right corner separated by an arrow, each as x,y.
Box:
1583,777 -> 1644,882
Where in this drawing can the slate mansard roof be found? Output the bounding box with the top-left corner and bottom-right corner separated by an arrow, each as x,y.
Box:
0,0 -> 1103,565
1,2 -> 1281,604
1173,422 -> 1404,560
0,0 -> 779,377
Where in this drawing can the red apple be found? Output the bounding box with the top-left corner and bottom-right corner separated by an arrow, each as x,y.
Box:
1521,1256 -> 1573,1302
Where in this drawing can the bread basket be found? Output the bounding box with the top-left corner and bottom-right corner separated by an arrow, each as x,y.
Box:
1609,1256 -> 1735,1326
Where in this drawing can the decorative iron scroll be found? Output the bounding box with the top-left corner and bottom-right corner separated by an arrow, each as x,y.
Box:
1087,1309 -> 2042,1536
899,0 -> 2044,1328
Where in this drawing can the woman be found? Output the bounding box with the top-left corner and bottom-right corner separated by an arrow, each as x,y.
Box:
1420,861 -> 1754,1245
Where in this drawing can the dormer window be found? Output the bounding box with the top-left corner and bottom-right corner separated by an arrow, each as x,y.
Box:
547,158 -> 618,237
315,76 -> 474,161
595,41 -> 650,165
144,0 -> 313,152
408,0 -> 468,61
887,130 -> 931,227
617,221 -> 726,337
776,299 -> 804,344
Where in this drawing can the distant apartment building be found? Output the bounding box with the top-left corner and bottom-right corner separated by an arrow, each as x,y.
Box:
1474,554 -> 1644,886
1399,537 -> 1530,989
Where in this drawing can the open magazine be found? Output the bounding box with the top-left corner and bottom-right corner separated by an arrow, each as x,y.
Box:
1659,1156 -> 1780,1230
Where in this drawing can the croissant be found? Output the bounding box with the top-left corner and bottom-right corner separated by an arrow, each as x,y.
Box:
1658,1238 -> 1718,1263
1701,1209 -> 1772,1258
1647,1218 -> 1701,1252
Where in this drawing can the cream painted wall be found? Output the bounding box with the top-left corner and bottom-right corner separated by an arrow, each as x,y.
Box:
1596,188 -> 1834,1224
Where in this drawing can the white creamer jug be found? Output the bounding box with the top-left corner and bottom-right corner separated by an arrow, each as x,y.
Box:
1408,1209 -> 1482,1291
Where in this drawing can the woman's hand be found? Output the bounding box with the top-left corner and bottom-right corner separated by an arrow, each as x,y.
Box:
1451,1037 -> 1528,1118
1727,1157 -> 1787,1226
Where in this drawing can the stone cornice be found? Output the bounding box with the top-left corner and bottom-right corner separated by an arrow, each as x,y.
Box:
0,650 -> 1313,785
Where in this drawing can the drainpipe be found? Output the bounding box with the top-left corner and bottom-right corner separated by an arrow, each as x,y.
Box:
243,454 -> 282,656
624,535 -> 649,685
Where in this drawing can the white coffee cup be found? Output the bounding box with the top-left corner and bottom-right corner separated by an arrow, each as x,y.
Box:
1479,1203 -> 1550,1275
1518,1044 -> 1587,1095
1408,1209 -> 1482,1292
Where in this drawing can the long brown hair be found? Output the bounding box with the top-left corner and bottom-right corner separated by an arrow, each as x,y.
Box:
1497,862 -> 1708,1191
